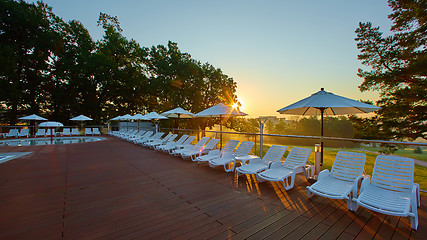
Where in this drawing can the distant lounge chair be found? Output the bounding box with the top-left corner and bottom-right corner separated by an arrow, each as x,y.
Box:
62,128 -> 71,136
236,145 -> 287,176
354,155 -> 419,230
209,141 -> 255,172
156,135 -> 188,152
306,151 -> 366,211
172,137 -> 210,157
35,129 -> 45,137
136,132 -> 164,145
71,128 -> 80,136
92,128 -> 101,135
18,129 -> 30,138
166,136 -> 196,154
181,138 -> 220,160
257,147 -> 312,190
196,140 -> 239,164
85,128 -> 93,136
145,134 -> 177,148
45,129 -> 55,137
5,129 -> 19,138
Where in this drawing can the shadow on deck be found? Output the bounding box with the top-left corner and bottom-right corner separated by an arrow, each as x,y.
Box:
0,136 -> 425,239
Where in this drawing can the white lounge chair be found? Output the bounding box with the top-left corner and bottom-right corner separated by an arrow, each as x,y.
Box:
85,128 -> 93,136
166,136 -> 196,154
172,137 -> 210,157
18,129 -> 30,138
132,131 -> 153,144
181,138 -> 220,161
62,128 -> 71,136
71,128 -> 80,136
5,129 -> 19,138
209,141 -> 255,172
35,128 -> 45,137
142,133 -> 172,147
236,145 -> 287,176
136,132 -> 164,145
353,155 -> 419,230
257,147 -> 312,190
145,134 -> 177,148
45,129 -> 55,137
156,135 -> 188,151
92,128 -> 101,135
123,130 -> 145,141
196,140 -> 240,163
306,151 -> 366,211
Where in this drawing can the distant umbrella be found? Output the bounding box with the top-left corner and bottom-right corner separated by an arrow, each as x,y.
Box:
39,121 -> 64,144
277,88 -> 381,171
142,112 -> 168,133
195,103 -> 247,149
131,113 -> 145,129
19,114 -> 47,121
70,115 -> 93,121
161,107 -> 193,132
19,114 -> 47,136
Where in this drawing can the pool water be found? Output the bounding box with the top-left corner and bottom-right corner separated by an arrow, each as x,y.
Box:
0,137 -> 105,146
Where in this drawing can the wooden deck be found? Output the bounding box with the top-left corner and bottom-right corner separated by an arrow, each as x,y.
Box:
0,136 -> 425,239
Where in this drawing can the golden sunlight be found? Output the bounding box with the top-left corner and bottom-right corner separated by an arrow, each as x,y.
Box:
236,97 -> 245,111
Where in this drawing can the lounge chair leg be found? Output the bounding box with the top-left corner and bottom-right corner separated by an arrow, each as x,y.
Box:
306,187 -> 313,198
346,199 -> 358,212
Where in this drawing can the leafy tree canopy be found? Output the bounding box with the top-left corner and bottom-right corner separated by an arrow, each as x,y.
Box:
354,0 -> 427,140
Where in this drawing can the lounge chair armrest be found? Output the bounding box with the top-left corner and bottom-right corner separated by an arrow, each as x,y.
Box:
317,169 -> 330,181
412,183 -> 420,208
268,161 -> 283,169
248,157 -> 262,164
351,175 -> 364,198
359,176 -> 371,193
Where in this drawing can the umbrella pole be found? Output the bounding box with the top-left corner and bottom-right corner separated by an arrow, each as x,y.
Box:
220,115 -> 223,149
320,108 -> 324,170
50,127 -> 53,144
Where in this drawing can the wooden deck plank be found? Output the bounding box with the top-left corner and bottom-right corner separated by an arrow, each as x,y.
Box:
0,136 -> 424,240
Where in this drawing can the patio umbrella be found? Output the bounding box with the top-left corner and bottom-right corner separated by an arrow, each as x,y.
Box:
142,112 -> 168,133
161,107 -> 193,132
195,103 -> 247,149
277,88 -> 381,171
120,114 -> 133,130
19,114 -> 47,136
39,121 -> 64,144
70,115 -> 93,130
131,113 -> 145,130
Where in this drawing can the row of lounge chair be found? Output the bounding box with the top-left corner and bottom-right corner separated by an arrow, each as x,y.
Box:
2,127 -> 101,138
109,128 -> 420,230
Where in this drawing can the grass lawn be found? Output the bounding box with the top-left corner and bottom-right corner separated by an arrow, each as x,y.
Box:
254,144 -> 427,194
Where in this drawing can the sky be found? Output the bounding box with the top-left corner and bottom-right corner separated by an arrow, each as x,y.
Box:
28,0 -> 393,117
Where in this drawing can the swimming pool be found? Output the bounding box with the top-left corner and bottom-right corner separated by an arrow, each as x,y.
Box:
0,137 -> 105,146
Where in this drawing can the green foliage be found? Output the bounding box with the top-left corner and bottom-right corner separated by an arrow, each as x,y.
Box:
0,2 -> 237,125
355,0 -> 427,141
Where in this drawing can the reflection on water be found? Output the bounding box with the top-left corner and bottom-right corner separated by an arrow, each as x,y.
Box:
0,137 -> 105,146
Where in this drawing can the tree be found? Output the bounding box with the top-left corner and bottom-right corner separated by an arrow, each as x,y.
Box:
354,0 -> 427,140
0,0 -> 63,123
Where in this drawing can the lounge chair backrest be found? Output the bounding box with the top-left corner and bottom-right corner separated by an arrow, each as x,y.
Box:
71,128 -> 79,135
262,145 -> 287,163
63,128 -> 71,135
221,140 -> 239,153
234,141 -> 255,157
182,136 -> 196,145
93,128 -> 101,134
371,155 -> 414,194
282,147 -> 312,169
7,129 -> 19,136
141,131 -> 153,138
205,138 -> 220,150
19,129 -> 29,136
194,137 -> 210,148
152,132 -> 164,139
168,134 -> 178,142
46,129 -> 55,136
330,151 -> 366,182
161,133 -> 173,141
175,135 -> 189,144
85,128 -> 92,133
36,129 -> 45,135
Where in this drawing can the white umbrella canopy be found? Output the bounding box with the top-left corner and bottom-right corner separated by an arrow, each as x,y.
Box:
143,111 -> 168,120
277,88 -> 381,115
39,121 -> 64,127
120,114 -> 133,121
195,103 -> 248,149
18,114 -> 47,121
130,113 -> 146,120
277,88 -> 381,172
195,103 -> 247,117
70,115 -> 93,121
161,107 -> 194,118
110,116 -> 122,121
142,112 -> 168,133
